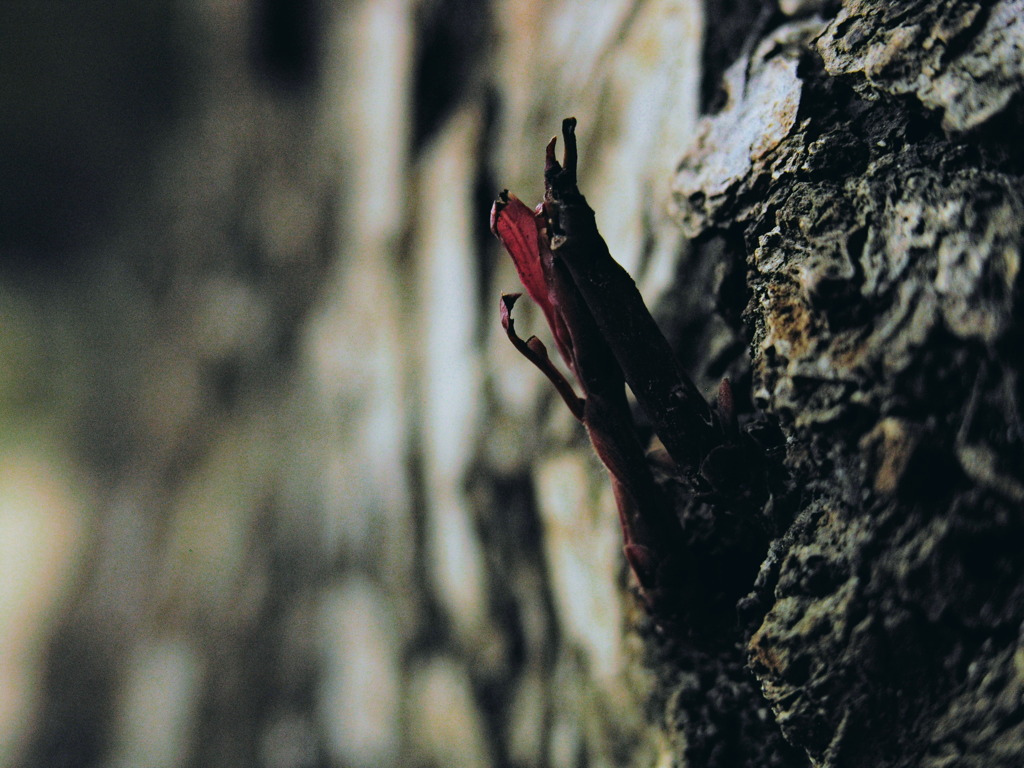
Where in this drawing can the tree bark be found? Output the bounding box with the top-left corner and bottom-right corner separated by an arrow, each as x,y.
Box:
674,2 -> 1024,765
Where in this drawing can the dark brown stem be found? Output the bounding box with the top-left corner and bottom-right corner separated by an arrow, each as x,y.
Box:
501,294 -> 585,421
547,257 -> 685,607
545,118 -> 720,472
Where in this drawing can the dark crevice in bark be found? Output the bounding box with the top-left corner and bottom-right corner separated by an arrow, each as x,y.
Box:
469,469 -> 560,768
22,629 -> 119,768
700,0 -> 781,114
250,0 -> 321,89
412,0 -> 491,150
472,87 -> 502,344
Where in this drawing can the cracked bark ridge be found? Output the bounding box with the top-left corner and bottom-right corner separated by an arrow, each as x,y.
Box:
815,0 -> 1024,132
675,7 -> 1024,767
674,19 -> 823,237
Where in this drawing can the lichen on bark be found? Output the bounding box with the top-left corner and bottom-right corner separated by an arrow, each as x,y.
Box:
670,3 -> 1024,766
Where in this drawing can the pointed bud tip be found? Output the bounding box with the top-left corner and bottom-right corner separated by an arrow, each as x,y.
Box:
500,292 -> 523,329
544,137 -> 559,173
560,117 -> 578,181
490,190 -> 511,236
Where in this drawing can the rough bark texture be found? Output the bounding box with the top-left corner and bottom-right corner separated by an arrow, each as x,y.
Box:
676,4 -> 1024,765
2,1 -> 1023,767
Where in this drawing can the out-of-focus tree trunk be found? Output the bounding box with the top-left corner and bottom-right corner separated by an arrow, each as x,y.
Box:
2,1 -> 1023,767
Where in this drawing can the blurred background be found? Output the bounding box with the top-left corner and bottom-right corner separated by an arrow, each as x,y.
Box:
0,1 -> 716,766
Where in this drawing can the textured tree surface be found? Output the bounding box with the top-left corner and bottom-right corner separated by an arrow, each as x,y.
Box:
1,1 -> 1022,767
675,4 -> 1024,765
